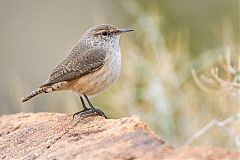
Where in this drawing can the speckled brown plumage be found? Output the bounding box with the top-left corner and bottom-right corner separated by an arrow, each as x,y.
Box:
21,24 -> 133,106
41,48 -> 106,87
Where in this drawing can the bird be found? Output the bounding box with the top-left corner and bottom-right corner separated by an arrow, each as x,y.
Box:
21,24 -> 134,118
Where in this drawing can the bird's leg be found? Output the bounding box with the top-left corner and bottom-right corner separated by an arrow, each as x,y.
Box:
83,94 -> 107,119
80,96 -> 89,110
73,96 -> 91,118
73,95 -> 107,119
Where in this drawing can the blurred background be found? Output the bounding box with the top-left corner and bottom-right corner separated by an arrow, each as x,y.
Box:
0,0 -> 239,149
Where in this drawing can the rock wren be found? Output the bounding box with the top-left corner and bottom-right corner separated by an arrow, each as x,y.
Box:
21,24 -> 133,118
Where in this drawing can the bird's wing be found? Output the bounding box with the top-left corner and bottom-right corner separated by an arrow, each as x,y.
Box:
40,48 -> 107,87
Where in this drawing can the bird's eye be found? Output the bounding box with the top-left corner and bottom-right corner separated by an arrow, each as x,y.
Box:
101,31 -> 108,37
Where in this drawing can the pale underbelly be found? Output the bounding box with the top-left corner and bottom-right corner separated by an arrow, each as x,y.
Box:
70,60 -> 121,96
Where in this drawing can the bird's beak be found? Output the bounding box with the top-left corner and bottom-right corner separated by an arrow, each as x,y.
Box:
117,28 -> 134,35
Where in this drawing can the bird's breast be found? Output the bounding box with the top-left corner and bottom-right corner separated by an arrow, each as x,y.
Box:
105,49 -> 121,81
71,49 -> 121,96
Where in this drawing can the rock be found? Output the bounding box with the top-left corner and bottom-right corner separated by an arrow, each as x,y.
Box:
0,113 -> 239,160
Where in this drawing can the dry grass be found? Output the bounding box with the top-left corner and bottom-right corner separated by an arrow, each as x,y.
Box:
1,0 -> 239,150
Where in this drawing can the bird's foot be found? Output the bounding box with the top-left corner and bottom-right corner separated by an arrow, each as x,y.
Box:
73,108 -> 89,118
73,108 -> 107,119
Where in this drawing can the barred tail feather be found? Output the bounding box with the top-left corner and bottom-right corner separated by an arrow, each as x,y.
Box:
21,82 -> 68,102
21,87 -> 48,102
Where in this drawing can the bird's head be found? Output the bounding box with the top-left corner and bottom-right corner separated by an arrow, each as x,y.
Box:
82,24 -> 134,48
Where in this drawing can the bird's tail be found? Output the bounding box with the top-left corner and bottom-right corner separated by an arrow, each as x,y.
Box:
21,86 -> 48,102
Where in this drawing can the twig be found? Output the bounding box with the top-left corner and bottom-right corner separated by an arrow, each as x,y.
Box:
184,114 -> 240,148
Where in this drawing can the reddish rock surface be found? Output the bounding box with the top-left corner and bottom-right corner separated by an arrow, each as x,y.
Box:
0,113 -> 239,160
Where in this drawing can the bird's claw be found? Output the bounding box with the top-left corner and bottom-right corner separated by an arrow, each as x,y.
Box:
73,108 -> 107,119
